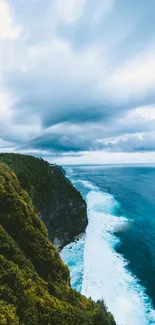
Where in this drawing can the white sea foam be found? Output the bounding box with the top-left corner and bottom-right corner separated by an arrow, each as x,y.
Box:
61,238 -> 84,292
78,179 -> 99,190
81,188 -> 155,325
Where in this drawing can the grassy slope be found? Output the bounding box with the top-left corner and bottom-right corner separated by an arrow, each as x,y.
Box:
0,157 -> 116,325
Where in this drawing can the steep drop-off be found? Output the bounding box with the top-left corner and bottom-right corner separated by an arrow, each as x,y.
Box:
0,155 -> 116,325
0,153 -> 87,248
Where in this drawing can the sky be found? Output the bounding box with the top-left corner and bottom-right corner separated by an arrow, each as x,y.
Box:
0,0 -> 155,164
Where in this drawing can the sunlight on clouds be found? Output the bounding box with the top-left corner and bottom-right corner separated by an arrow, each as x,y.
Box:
0,0 -> 21,40
106,48 -> 155,101
51,151 -> 155,165
129,105 -> 155,122
94,131 -> 155,153
96,133 -> 144,146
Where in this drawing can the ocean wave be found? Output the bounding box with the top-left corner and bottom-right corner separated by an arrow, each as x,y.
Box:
81,184 -> 155,325
78,179 -> 99,190
61,238 -> 84,292
61,175 -> 155,325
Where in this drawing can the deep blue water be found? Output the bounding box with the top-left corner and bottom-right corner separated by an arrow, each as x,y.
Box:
61,165 -> 155,325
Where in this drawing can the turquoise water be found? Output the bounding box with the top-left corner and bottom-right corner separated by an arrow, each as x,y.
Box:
61,165 -> 155,325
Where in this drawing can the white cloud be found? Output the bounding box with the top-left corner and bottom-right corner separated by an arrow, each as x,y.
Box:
106,48 -> 155,102
7,121 -> 42,142
0,138 -> 15,149
55,0 -> 86,24
93,0 -> 115,22
0,92 -> 13,120
0,91 -> 42,144
0,0 -> 155,161
130,105 -> 155,122
95,131 -> 155,153
28,38 -> 104,79
114,104 -> 155,132
24,38 -> 107,116
50,150 -> 155,165
0,0 -> 21,40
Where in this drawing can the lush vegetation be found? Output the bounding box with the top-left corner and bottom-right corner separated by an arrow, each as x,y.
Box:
0,153 -> 87,247
0,155 -> 116,324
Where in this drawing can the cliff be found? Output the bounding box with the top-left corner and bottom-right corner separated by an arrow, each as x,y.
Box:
0,155 -> 116,325
0,153 -> 87,248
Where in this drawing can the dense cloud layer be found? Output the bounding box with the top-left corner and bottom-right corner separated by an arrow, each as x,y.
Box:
0,0 -> 155,163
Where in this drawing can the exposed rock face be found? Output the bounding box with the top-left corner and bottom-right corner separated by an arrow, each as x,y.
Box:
0,153 -> 87,248
38,165 -> 88,248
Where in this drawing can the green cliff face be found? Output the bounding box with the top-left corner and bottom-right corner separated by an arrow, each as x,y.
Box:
0,153 -> 87,248
0,154 -> 116,325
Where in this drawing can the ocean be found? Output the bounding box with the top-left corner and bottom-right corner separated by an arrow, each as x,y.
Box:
61,165 -> 155,325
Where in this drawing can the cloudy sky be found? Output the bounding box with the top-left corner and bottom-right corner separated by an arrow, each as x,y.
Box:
0,0 -> 155,164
